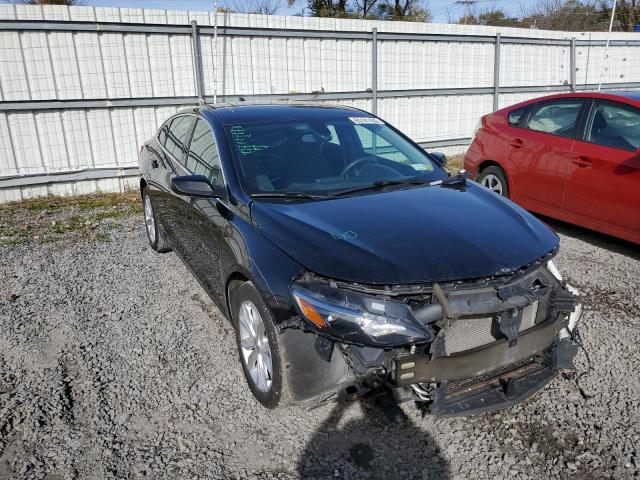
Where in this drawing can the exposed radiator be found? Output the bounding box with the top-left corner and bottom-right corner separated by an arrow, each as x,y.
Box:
445,302 -> 539,355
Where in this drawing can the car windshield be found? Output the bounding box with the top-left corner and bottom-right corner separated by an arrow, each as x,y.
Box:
225,116 -> 446,197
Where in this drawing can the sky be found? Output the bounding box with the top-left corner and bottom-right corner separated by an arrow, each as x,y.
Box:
37,0 -> 540,24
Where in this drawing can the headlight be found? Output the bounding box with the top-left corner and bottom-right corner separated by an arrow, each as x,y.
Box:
290,282 -> 433,347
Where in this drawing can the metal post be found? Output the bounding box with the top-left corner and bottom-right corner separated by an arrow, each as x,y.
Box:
191,20 -> 205,104
372,27 -> 378,115
493,32 -> 501,111
213,1 -> 219,104
599,0 -> 617,91
570,37 -> 577,92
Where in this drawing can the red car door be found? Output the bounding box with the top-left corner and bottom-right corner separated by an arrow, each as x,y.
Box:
506,99 -> 586,212
563,99 -> 640,238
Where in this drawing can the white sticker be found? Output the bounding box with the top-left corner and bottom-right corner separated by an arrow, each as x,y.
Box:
349,117 -> 384,125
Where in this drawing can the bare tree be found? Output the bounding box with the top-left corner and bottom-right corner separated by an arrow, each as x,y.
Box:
520,0 -> 609,31
306,0 -> 349,17
604,0 -> 639,32
225,0 -> 293,15
378,0 -> 431,20
353,0 -> 380,18
457,8 -> 518,27
302,0 -> 430,20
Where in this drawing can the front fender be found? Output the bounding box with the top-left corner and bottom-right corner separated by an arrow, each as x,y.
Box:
221,213 -> 304,323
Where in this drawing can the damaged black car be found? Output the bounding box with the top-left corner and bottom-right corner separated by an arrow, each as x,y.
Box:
138,103 -> 582,415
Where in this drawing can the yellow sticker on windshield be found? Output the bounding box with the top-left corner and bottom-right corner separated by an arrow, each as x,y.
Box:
413,164 -> 434,171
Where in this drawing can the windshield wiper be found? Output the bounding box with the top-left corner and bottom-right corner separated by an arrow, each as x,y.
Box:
250,191 -> 329,200
331,176 -> 432,197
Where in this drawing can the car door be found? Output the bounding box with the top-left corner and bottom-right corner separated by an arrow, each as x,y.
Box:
145,119 -> 172,217
505,98 -> 587,211
182,118 -> 229,305
155,115 -> 196,254
563,99 -> 640,235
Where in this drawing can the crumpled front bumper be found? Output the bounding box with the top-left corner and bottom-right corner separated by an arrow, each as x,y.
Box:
391,309 -> 570,386
277,265 -> 582,414
426,338 -> 577,416
390,305 -> 580,416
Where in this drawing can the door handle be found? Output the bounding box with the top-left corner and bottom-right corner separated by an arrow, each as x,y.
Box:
509,138 -> 524,148
151,159 -> 159,169
571,156 -> 592,168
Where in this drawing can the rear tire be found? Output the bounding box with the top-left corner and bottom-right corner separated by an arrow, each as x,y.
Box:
230,281 -> 287,409
142,188 -> 171,253
477,166 -> 509,198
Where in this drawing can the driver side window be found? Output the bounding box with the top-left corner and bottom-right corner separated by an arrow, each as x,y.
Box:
185,119 -> 223,185
585,101 -> 640,151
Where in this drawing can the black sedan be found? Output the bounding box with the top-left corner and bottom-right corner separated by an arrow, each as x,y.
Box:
138,103 -> 582,415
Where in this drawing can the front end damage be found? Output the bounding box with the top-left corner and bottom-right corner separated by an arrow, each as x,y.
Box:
279,254 -> 582,416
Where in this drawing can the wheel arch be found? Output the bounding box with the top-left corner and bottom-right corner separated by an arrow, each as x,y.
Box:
478,159 -> 503,174
478,160 -> 510,186
225,271 -> 250,320
140,177 -> 148,196
477,161 -> 512,198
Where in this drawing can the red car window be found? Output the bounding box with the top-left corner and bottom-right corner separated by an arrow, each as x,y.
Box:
526,100 -> 583,138
584,100 -> 640,152
507,107 -> 527,126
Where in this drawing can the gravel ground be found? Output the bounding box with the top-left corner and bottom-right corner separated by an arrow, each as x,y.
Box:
0,194 -> 638,479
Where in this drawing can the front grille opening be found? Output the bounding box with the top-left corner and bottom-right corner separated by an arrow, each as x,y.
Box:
444,302 -> 539,355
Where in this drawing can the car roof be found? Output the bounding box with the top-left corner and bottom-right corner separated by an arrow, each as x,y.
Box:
609,90 -> 640,102
504,90 -> 640,110
196,102 -> 371,124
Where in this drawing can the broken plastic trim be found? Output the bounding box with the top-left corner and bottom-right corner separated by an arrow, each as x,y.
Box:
428,353 -> 560,417
558,284 -> 582,340
277,315 -> 304,333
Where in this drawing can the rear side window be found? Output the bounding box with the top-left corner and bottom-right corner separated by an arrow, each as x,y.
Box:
158,121 -> 169,145
585,100 -> 640,151
508,107 -> 527,126
526,100 -> 584,138
164,116 -> 194,161
185,119 -> 223,185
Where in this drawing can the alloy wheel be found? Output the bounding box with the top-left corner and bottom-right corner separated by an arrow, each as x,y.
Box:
238,300 -> 273,392
144,195 -> 156,244
481,174 -> 504,195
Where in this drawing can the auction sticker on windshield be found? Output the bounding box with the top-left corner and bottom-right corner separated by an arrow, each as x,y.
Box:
413,164 -> 434,171
349,117 -> 384,125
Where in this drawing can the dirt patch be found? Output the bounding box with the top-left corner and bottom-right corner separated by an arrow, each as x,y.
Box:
0,192 -> 141,246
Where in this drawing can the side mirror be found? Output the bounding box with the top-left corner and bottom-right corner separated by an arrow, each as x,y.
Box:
431,151 -> 447,166
170,175 -> 221,198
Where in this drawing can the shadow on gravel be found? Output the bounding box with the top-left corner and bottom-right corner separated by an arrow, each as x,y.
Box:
296,394 -> 450,480
540,215 -> 639,260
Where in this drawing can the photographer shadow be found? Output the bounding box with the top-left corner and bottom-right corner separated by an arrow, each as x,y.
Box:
296,394 -> 450,480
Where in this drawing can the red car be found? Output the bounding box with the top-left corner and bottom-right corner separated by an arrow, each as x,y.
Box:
465,91 -> 640,245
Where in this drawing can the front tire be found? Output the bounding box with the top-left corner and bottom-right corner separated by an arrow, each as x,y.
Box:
231,281 -> 286,409
478,166 -> 509,198
142,188 -> 171,253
